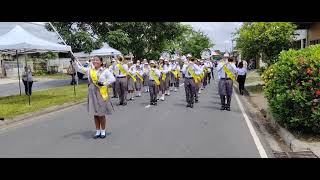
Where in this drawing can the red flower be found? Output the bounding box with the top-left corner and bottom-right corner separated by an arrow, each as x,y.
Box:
306,68 -> 312,75
316,90 -> 320,96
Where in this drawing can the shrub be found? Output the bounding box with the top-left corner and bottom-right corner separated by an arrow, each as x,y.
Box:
262,45 -> 320,133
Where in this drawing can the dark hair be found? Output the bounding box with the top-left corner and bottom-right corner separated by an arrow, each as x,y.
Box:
238,61 -> 244,68
93,56 -> 104,66
228,58 -> 233,62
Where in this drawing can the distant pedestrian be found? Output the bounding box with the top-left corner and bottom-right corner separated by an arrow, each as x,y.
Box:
22,65 -> 33,96
236,61 -> 247,95
67,62 -> 76,85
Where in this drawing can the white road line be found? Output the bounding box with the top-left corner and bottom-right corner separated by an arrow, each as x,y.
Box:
234,91 -> 268,158
145,105 -> 151,108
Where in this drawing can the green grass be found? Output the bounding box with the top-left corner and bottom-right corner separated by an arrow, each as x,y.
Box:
245,70 -> 263,84
0,83 -> 88,119
33,73 -> 70,79
246,84 -> 264,94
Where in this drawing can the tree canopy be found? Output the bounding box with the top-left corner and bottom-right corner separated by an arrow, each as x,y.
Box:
233,22 -> 297,65
46,22 -> 214,60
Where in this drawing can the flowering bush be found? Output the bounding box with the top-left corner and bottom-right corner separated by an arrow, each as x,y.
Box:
262,45 -> 320,133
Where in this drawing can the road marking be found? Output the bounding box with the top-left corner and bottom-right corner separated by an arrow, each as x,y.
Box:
145,105 -> 151,108
234,91 -> 268,158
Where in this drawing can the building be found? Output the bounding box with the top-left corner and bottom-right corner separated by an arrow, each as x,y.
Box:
294,22 -> 320,48
0,22 -> 71,78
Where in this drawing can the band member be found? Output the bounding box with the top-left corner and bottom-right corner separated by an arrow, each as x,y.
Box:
127,61 -> 136,101
173,59 -> 181,91
73,56 -> 116,139
143,61 -> 150,93
158,57 -> 170,101
181,57 -> 201,108
217,53 -> 238,111
109,58 -> 118,98
169,58 -> 179,93
148,60 -> 161,105
114,56 -> 129,106
135,62 -> 144,97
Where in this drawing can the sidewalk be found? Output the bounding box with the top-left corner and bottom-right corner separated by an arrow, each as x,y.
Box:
245,81 -> 320,157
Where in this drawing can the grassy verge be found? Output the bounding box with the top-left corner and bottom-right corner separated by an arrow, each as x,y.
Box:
245,70 -> 263,84
0,83 -> 88,119
33,73 -> 70,80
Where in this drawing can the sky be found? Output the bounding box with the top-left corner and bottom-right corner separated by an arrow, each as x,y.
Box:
182,22 -> 243,51
27,22 -> 243,52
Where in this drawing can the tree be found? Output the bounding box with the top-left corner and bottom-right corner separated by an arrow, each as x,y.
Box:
46,22 -> 184,59
233,22 -> 297,66
164,24 -> 214,58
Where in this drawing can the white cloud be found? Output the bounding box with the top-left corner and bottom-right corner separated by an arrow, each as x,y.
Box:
182,22 -> 242,51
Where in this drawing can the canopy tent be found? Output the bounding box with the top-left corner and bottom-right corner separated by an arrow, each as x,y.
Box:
0,25 -> 72,105
74,43 -> 121,58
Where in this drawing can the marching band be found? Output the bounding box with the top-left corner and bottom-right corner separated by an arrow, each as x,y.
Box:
73,49 -> 240,138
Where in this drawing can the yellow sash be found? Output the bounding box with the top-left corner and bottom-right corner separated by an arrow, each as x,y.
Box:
223,63 -> 236,81
128,72 -> 137,82
171,69 -> 179,79
187,66 -> 200,84
116,63 -> 127,76
90,68 -> 108,101
136,72 -> 144,82
150,69 -> 160,86
159,66 -> 166,81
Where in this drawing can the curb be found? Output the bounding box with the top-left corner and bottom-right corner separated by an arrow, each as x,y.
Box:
266,110 -> 312,152
0,99 -> 86,128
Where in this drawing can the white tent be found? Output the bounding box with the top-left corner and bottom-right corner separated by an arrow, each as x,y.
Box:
0,25 -> 72,105
74,43 -> 121,58
0,25 -> 71,53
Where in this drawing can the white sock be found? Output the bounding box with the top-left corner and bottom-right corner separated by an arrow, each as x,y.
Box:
96,130 -> 101,136
101,129 -> 106,136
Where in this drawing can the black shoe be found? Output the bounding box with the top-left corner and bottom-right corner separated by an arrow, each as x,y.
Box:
112,96 -> 118,98
220,106 -> 225,110
190,104 -> 194,108
226,107 -> 231,111
122,102 -> 127,106
93,134 -> 100,139
186,104 -> 191,108
100,135 -> 106,139
195,100 -> 199,103
116,103 -> 123,106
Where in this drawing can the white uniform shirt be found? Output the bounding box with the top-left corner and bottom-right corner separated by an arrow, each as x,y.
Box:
149,68 -> 161,80
237,67 -> 247,75
74,61 -> 116,85
143,65 -> 150,75
181,63 -> 202,78
160,64 -> 170,74
113,63 -> 129,77
216,60 -> 238,79
128,65 -> 136,76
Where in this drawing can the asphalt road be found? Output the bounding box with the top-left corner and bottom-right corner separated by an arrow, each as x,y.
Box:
0,76 -> 271,157
0,79 -> 85,97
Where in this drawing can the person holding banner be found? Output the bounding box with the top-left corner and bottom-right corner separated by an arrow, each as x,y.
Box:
127,61 -> 137,101
181,57 -> 202,108
217,53 -> 238,111
148,60 -> 161,106
114,56 -> 129,106
73,56 -> 116,139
